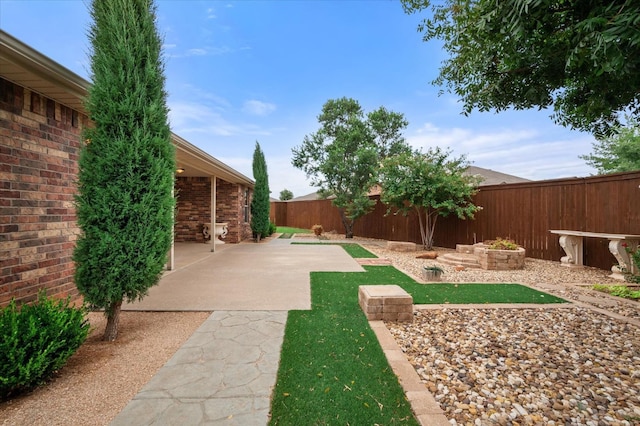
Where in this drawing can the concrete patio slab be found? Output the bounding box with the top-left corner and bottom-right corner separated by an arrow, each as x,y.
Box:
122,240 -> 364,311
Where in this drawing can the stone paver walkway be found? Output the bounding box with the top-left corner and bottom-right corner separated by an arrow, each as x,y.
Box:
110,311 -> 287,426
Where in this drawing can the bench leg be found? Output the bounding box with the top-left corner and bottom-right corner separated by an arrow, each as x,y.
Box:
558,235 -> 583,267
609,239 -> 638,280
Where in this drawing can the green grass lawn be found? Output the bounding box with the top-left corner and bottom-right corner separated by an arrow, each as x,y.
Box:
269,244 -> 565,424
269,266 -> 419,425
406,282 -> 566,304
276,226 -> 311,234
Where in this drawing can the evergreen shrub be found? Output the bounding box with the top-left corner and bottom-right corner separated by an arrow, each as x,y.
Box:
268,221 -> 277,236
0,292 -> 90,400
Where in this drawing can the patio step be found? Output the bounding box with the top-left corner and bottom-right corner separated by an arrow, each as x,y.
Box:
438,253 -> 481,269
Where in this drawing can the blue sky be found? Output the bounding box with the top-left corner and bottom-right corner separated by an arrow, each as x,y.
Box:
1,0 -> 599,198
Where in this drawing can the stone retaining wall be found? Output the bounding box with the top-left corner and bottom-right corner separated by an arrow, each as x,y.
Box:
473,244 -> 526,270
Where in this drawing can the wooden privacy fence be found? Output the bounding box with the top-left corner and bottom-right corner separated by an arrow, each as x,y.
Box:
271,171 -> 640,271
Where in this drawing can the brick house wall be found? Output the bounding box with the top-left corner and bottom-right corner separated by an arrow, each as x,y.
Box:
0,77 -> 85,306
175,176 -> 210,242
1,75 -> 253,308
216,178 -> 253,242
174,176 -> 253,243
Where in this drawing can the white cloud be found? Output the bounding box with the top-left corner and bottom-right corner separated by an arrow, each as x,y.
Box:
409,122 -> 537,153
407,122 -> 597,181
186,48 -> 207,56
266,156 -> 313,198
208,46 -> 232,55
165,45 -> 232,58
218,155 -> 314,199
176,84 -> 232,110
243,100 -> 277,116
169,101 -> 239,136
168,101 -> 276,139
217,156 -> 253,179
206,8 -> 216,19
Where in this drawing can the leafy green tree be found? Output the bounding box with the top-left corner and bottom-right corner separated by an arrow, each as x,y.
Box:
379,147 -> 481,250
581,117 -> 640,174
279,189 -> 294,201
292,97 -> 410,238
251,142 -> 271,241
74,0 -> 175,341
402,0 -> 640,136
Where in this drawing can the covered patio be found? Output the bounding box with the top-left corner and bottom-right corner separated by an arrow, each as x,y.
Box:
124,239 -> 365,311
168,134 -> 254,270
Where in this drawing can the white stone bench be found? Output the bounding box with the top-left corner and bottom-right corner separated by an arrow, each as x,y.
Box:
358,285 -> 413,322
549,230 -> 640,280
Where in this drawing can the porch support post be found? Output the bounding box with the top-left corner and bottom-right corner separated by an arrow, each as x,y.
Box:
211,175 -> 217,252
167,186 -> 175,270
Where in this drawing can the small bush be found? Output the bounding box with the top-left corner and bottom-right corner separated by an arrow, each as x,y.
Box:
0,292 -> 90,400
488,237 -> 519,250
311,224 -> 323,236
592,284 -> 640,300
268,221 -> 277,236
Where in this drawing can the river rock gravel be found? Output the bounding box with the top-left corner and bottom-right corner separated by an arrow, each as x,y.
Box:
388,308 -> 640,426
337,238 -> 640,425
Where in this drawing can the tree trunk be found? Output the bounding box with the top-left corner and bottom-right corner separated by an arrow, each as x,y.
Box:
338,209 -> 354,238
103,299 -> 123,341
425,210 -> 438,251
418,207 -> 438,250
416,206 -> 427,249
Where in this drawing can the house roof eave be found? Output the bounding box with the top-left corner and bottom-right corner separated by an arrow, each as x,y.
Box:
1,29 -> 254,189
173,133 -> 254,188
0,30 -> 90,113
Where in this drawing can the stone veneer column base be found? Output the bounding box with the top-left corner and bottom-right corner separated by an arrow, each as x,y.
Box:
358,285 -> 413,322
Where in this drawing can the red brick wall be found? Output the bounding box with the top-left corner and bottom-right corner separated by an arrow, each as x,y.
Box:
174,177 -> 252,243
216,179 -> 252,242
0,77 -> 85,306
0,76 -> 253,306
175,176 -> 211,242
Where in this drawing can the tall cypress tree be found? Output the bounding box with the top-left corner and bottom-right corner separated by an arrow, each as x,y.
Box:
74,0 -> 175,341
250,142 -> 271,241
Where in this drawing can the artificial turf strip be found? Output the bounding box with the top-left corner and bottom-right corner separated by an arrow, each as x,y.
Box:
276,226 -> 311,234
291,242 -> 378,258
269,264 -> 565,424
346,265 -> 566,304
406,282 -> 567,304
269,268 -> 419,425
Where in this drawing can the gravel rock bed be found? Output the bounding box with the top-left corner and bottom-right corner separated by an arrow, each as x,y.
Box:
322,235 -> 640,424
389,308 -> 640,425
0,311 -> 209,426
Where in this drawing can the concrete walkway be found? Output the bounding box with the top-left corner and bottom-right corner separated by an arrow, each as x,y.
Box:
122,240 -> 363,311
111,238 -> 364,425
111,311 -> 287,426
